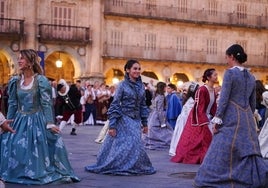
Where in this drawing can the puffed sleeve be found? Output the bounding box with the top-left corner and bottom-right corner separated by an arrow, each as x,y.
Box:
249,80 -> 256,113
215,69 -> 233,119
107,82 -> 124,129
7,76 -> 19,119
140,89 -> 149,126
37,75 -> 55,124
192,87 -> 210,126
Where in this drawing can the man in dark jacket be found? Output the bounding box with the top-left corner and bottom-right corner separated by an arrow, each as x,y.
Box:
55,79 -> 82,135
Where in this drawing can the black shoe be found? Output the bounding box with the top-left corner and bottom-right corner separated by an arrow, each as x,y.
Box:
70,128 -> 77,135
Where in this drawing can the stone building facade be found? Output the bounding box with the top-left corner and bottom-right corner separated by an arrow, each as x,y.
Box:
1,0 -> 268,87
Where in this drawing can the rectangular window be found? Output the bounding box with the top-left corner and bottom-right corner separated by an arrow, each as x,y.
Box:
51,2 -> 75,39
237,3 -> 247,21
112,0 -> 123,6
146,0 -> 156,10
111,30 -> 123,47
208,0 -> 217,16
207,39 -> 217,55
0,0 -> 5,25
0,1 -> 4,17
265,7 -> 268,21
145,33 -> 156,50
52,6 -> 73,27
178,0 -> 187,13
176,36 -> 187,53
264,43 -> 268,59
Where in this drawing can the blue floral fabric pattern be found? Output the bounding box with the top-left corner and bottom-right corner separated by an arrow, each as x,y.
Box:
194,67 -> 268,187
0,75 -> 80,185
85,74 -> 156,175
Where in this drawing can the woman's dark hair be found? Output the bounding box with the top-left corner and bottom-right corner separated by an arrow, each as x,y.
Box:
226,44 -> 247,64
155,82 -> 166,96
124,59 -> 139,71
202,68 -> 215,83
154,81 -> 167,107
256,80 -> 266,106
167,83 -> 177,91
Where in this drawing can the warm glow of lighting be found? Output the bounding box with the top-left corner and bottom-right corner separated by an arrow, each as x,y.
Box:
177,80 -> 184,87
56,59 -> 62,68
265,84 -> 268,90
112,77 -> 119,85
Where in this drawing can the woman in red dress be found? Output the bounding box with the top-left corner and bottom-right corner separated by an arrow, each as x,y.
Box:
171,68 -> 218,164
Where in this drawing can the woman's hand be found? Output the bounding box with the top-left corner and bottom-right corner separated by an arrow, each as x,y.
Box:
108,128 -> 116,137
51,126 -> 60,134
212,124 -> 220,134
143,126 -> 148,134
1,120 -> 15,133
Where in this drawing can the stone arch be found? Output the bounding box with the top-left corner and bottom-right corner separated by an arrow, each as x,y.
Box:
46,46 -> 83,79
171,72 -> 189,86
105,68 -> 124,85
0,46 -> 18,84
141,71 -> 159,80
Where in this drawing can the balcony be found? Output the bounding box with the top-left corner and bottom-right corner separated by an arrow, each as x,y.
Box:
103,44 -> 268,67
104,1 -> 268,29
0,18 -> 24,40
38,24 -> 91,45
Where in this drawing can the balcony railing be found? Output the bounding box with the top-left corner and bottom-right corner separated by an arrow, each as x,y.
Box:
0,17 -> 24,40
103,44 -> 268,67
38,24 -> 91,44
104,1 -> 268,29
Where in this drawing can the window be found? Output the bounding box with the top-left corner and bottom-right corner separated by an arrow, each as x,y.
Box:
146,0 -> 156,10
264,43 -> 268,59
112,0 -> 123,6
145,33 -> 156,50
237,3 -> 247,22
51,2 -> 75,39
208,0 -> 217,16
52,5 -> 73,26
0,0 -> 5,25
178,0 -> 187,13
111,30 -> 123,47
176,36 -> 187,53
265,7 -> 268,21
207,39 -> 217,55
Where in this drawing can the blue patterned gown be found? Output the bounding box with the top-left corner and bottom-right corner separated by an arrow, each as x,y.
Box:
194,67 -> 268,187
0,75 -> 80,185
85,74 -> 156,175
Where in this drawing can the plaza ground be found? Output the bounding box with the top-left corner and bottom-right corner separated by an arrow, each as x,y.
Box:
6,125 -> 199,188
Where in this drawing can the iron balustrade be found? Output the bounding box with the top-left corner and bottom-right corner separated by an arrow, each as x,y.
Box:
38,24 -> 91,44
104,1 -> 268,29
103,44 -> 268,67
0,17 -> 24,39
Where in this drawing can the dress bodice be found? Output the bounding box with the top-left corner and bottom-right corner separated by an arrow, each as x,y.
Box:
17,79 -> 40,114
7,75 -> 55,124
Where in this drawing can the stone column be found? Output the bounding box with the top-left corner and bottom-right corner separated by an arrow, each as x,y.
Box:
85,0 -> 104,83
22,0 -> 37,49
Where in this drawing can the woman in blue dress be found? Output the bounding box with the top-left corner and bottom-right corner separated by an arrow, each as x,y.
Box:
194,44 -> 268,187
0,49 -> 80,185
85,59 -> 156,175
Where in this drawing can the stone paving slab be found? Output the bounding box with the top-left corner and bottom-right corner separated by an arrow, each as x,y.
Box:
5,125 -> 199,188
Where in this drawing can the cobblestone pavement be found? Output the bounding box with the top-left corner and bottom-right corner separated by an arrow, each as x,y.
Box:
5,125 -> 199,188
